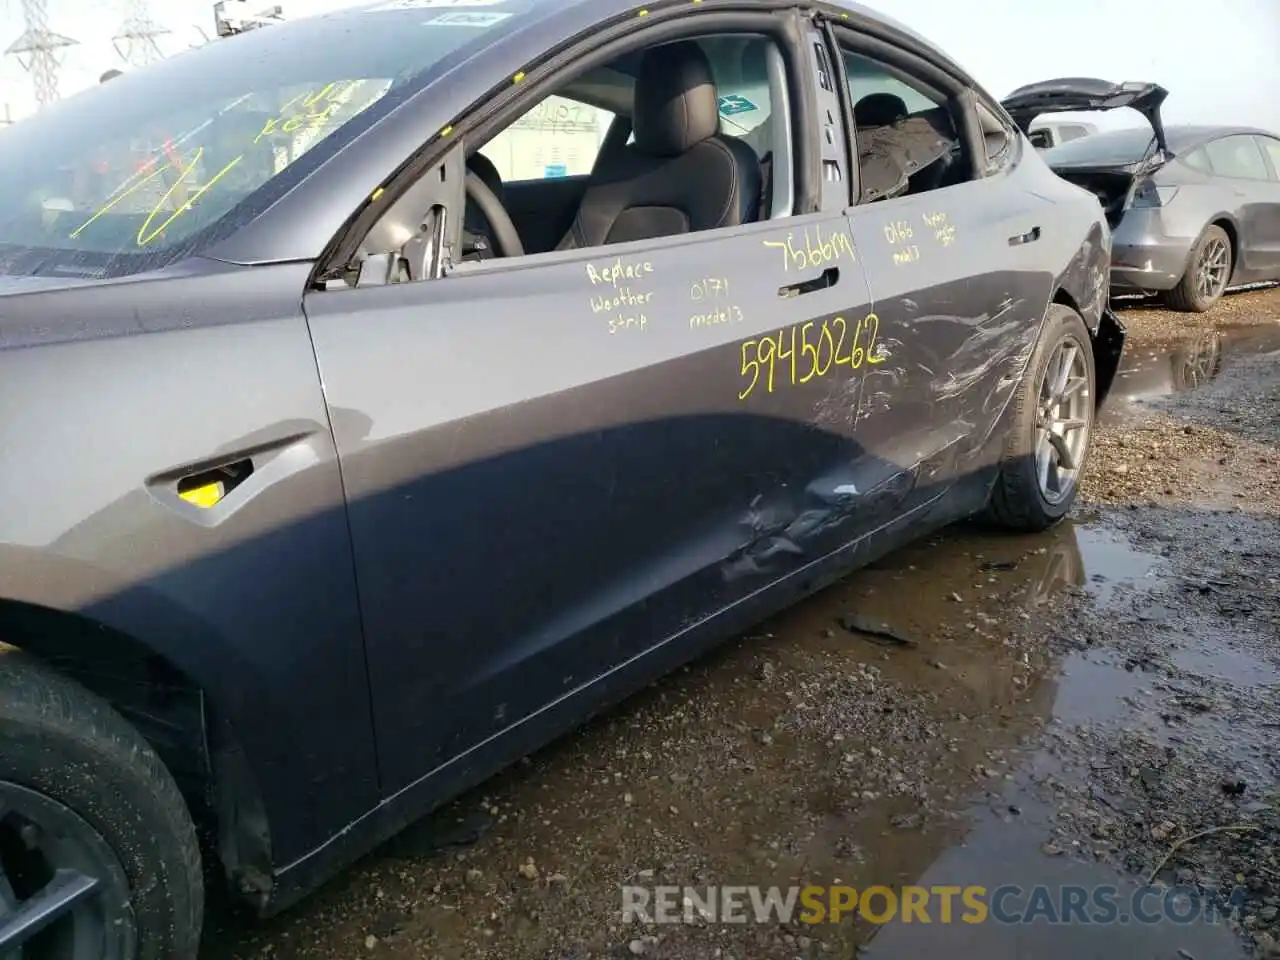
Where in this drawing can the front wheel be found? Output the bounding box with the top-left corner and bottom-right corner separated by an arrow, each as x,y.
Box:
0,649 -> 204,960
983,304 -> 1096,532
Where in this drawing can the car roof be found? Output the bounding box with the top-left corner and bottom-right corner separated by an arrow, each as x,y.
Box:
1162,124 -> 1279,151
333,0 -> 961,73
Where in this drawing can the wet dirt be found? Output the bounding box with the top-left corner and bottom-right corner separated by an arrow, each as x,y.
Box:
202,288 -> 1280,960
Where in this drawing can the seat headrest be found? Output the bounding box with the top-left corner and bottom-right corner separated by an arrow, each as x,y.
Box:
467,151 -> 504,199
854,92 -> 908,128
633,41 -> 720,157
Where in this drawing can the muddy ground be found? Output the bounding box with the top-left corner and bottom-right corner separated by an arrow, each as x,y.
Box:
204,288 -> 1280,960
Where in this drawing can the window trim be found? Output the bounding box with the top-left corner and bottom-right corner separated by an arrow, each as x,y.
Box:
1204,134 -> 1272,183
1180,145 -> 1213,175
323,8 -> 816,283
1254,135 -> 1280,182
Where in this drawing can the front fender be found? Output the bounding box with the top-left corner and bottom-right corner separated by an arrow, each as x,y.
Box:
0,265 -> 379,875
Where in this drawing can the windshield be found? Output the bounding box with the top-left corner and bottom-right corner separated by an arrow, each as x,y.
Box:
1042,126 -> 1157,166
0,2 -> 526,278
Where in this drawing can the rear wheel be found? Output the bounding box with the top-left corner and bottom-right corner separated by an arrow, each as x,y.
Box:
0,650 -> 203,960
983,304 -> 1096,532
1163,224 -> 1232,312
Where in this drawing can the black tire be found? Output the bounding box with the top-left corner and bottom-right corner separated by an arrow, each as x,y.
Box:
1163,224 -> 1233,313
0,648 -> 203,960
983,304 -> 1096,532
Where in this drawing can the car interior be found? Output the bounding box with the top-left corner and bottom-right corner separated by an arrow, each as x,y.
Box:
450,31 -> 981,265
461,33 -> 790,261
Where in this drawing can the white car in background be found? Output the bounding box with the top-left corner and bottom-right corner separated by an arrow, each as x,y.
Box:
1028,118 -> 1099,150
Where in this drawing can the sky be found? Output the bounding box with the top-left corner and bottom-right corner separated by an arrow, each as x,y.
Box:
2,0 -> 1278,130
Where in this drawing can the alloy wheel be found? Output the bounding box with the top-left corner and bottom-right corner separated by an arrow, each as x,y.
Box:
1035,337 -> 1092,505
1194,235 -> 1231,302
0,782 -> 135,960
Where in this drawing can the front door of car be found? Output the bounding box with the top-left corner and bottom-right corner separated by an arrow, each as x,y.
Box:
835,44 -> 1053,522
305,217 -> 873,792
1249,135 -> 1280,275
302,44 -> 873,794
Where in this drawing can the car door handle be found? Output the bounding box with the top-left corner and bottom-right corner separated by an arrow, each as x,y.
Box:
778,267 -> 839,298
1008,226 -> 1041,246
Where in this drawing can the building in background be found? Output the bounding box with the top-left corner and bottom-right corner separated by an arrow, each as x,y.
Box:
484,95 -> 612,181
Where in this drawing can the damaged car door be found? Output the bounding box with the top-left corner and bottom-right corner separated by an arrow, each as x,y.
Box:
833,35 -> 1057,523
301,26 -> 874,795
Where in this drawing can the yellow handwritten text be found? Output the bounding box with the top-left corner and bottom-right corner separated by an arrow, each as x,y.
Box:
892,245 -> 921,266
588,257 -> 655,333
922,210 -> 956,246
71,80 -> 375,247
883,219 -> 914,245
254,80 -> 361,144
689,276 -> 730,302
738,314 -> 885,401
135,147 -> 243,247
884,218 -> 921,266
763,223 -> 856,272
690,304 -> 745,329
586,258 -> 654,287
69,159 -> 172,240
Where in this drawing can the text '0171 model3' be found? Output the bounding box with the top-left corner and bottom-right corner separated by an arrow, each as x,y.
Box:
0,1 -> 1126,956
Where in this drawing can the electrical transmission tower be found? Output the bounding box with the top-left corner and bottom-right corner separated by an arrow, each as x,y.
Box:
4,0 -> 79,107
113,0 -> 169,66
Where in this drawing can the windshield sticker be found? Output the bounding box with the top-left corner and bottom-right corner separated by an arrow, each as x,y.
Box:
426,10 -> 510,25
718,95 -> 757,117
366,0 -> 504,11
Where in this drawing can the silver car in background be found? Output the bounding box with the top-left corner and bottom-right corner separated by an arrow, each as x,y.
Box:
1003,78 -> 1280,312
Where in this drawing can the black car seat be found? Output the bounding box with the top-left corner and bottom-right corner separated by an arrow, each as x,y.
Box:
462,152 -> 506,260
555,41 -> 761,250
853,92 -> 908,128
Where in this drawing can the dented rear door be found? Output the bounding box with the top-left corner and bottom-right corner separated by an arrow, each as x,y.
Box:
846,174 -> 1053,517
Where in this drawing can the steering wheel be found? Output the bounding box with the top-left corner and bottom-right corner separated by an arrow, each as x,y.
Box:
464,170 -> 524,259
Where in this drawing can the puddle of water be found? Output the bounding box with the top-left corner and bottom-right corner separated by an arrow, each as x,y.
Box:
1073,525 -> 1163,605
1106,322 -> 1280,411
1051,640 -> 1277,768
1051,652 -> 1155,727
203,516 -> 1262,960
862,799 -> 1250,960
1170,643 -> 1280,687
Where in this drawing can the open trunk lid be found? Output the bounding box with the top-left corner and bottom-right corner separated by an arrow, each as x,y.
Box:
1001,77 -> 1169,156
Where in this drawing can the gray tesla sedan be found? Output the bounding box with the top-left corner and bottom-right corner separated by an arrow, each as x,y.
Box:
0,2 -> 1125,956
1004,78 -> 1280,313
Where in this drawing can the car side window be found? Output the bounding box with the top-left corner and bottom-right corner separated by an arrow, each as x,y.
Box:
482,96 -> 616,182
1181,147 -> 1213,174
1203,135 -> 1270,181
1255,136 -> 1280,181
461,32 -> 793,260
841,49 -> 972,202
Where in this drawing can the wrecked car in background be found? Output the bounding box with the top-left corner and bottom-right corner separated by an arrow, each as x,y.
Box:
1004,77 -> 1280,312
0,1 -> 1125,956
